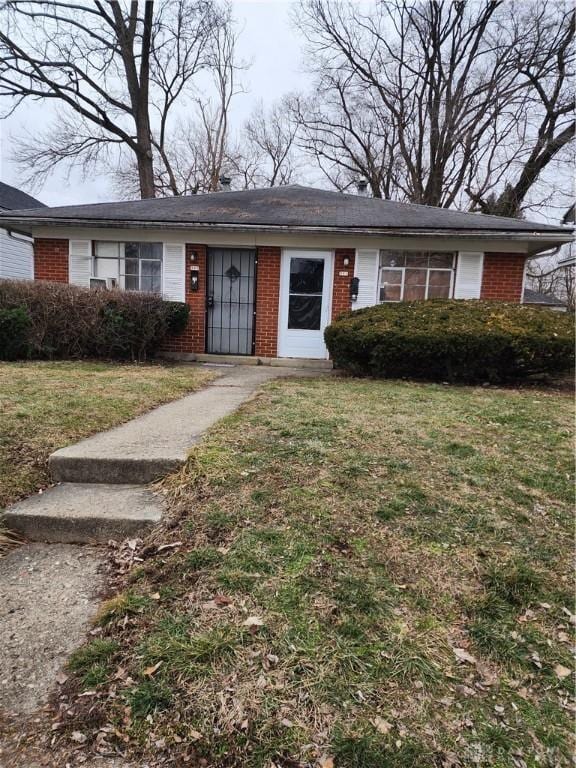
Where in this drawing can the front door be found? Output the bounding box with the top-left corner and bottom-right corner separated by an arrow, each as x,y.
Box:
206,248 -> 256,355
278,250 -> 333,359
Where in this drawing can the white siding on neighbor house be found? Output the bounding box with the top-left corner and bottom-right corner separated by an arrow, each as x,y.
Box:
353,249 -> 379,308
162,242 -> 186,302
0,228 -> 34,280
68,239 -> 92,287
453,252 -> 484,299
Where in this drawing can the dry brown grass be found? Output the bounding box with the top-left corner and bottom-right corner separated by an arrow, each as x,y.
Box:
0,360 -> 214,509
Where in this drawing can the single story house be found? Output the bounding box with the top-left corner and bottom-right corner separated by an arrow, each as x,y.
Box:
0,181 -> 46,280
0,185 -> 572,361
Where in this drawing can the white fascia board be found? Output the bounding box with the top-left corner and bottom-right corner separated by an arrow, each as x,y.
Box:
29,225 -> 549,255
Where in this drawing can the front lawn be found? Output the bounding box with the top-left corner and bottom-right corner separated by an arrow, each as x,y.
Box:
59,377 -> 574,767
0,361 -> 214,509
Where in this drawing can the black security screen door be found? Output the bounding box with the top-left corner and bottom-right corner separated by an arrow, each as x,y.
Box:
288,257 -> 325,330
206,248 -> 256,355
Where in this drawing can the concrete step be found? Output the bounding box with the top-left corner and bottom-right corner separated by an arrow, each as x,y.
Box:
3,483 -> 164,544
166,352 -> 334,370
49,366 -> 327,486
49,383 -> 254,484
49,455 -> 184,485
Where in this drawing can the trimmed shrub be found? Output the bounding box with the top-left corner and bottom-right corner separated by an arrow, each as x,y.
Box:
324,300 -> 575,383
164,300 -> 191,335
0,280 -> 190,361
0,306 -> 32,360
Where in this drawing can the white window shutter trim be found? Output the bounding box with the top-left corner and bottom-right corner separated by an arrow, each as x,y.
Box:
163,243 -> 186,302
68,240 -> 92,287
454,252 -> 484,299
353,249 -> 379,309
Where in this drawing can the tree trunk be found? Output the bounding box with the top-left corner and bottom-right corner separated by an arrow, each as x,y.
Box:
136,142 -> 156,198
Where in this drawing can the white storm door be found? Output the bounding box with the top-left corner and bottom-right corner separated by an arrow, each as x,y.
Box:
278,250 -> 333,359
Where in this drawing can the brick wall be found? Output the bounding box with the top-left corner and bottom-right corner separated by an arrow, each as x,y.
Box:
480,253 -> 526,302
332,248 -> 355,319
254,246 -> 281,357
161,244 -> 206,355
34,238 -> 68,282
162,244 -> 282,358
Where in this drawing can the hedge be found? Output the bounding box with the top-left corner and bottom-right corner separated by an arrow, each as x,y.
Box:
324,300 -> 575,383
0,280 -> 190,361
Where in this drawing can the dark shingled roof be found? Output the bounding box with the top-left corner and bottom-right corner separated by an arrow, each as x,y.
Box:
0,185 -> 570,234
523,288 -> 566,307
0,181 -> 45,211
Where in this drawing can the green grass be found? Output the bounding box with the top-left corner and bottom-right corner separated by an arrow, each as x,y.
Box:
59,376 -> 574,766
67,638 -> 119,689
0,360 -> 213,508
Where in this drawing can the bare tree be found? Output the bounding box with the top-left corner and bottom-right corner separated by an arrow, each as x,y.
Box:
294,0 -> 574,213
232,98 -> 300,188
527,250 -> 575,311
289,85 -> 399,197
0,0 -> 228,198
111,11 -> 244,198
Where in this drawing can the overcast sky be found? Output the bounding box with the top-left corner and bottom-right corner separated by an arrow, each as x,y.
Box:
0,0 -> 310,207
0,0 -> 570,226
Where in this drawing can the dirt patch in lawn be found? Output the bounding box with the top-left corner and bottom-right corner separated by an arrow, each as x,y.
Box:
23,377 -> 575,767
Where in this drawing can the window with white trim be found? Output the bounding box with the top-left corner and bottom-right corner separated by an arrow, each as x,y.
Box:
93,242 -> 163,293
379,250 -> 456,302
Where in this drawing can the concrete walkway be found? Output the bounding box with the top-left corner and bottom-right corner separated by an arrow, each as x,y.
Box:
0,363 -> 326,762
4,364 -> 322,544
0,543 -> 105,715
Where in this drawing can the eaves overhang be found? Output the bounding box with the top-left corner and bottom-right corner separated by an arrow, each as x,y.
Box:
0,215 -> 573,238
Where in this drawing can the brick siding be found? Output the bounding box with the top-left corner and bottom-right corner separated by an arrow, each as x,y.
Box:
161,244 -> 206,355
332,248 -> 355,319
32,241 -> 528,363
481,253 -> 526,302
34,238 -> 68,282
254,246 -> 281,357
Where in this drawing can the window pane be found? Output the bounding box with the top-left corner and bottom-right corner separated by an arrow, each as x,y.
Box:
428,270 -> 451,287
289,258 -> 324,294
125,242 -> 139,259
405,269 -> 427,286
125,275 -> 139,291
125,257 -> 138,276
140,242 -> 162,260
288,295 -> 322,329
428,284 -> 451,299
404,284 -> 426,300
406,252 -> 428,268
380,284 -> 402,302
380,250 -> 405,268
93,242 -> 120,280
94,242 -> 119,259
380,268 -> 402,285
429,252 -> 454,268
141,260 -> 161,277
140,275 -> 161,293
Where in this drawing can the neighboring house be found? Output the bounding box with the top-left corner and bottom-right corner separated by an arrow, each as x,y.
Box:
557,252 -> 575,268
0,181 -> 46,280
0,185 -> 572,361
523,288 -> 567,311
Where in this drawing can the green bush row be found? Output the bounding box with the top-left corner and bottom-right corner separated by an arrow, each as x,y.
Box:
324,300 -> 574,383
0,280 -> 190,361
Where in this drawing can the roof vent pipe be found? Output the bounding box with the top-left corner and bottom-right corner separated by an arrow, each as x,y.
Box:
219,176 -> 232,191
356,179 -> 369,196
